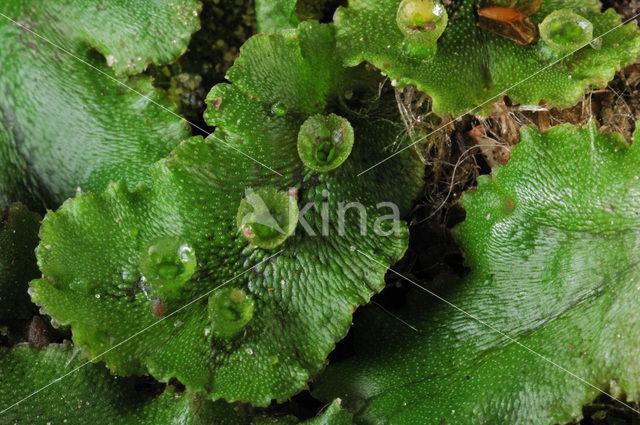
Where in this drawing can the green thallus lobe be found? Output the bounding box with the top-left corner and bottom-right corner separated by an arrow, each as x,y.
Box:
297,114 -> 355,172
236,187 -> 299,250
539,9 -> 594,54
395,0 -> 448,60
208,288 -> 255,339
139,236 -> 197,298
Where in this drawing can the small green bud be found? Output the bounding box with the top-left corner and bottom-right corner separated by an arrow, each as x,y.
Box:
208,288 -> 254,339
139,236 -> 196,298
396,0 -> 448,44
271,102 -> 288,117
539,10 -> 594,54
237,187 -> 299,250
297,114 -> 354,172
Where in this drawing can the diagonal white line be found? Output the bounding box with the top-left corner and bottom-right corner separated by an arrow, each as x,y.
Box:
0,250 -> 283,415
358,12 -> 640,177
0,11 -> 283,177
372,300 -> 419,332
357,249 -> 640,416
